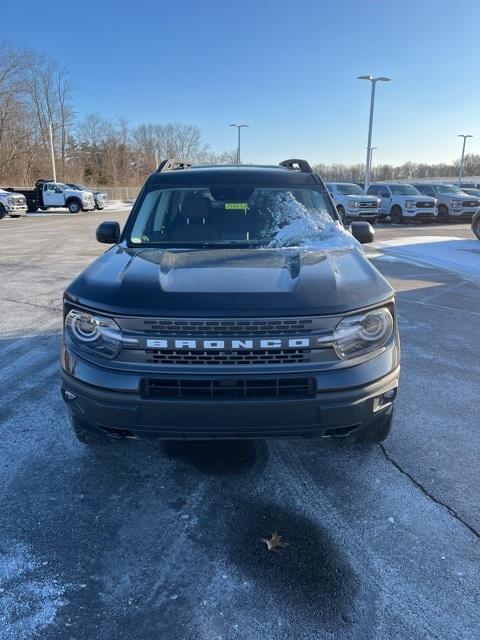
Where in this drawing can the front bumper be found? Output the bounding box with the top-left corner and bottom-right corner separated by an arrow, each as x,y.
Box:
449,208 -> 477,219
6,205 -> 28,215
61,345 -> 400,440
403,209 -> 436,220
346,208 -> 378,221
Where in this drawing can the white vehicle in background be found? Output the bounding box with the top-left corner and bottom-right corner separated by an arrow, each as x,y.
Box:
326,182 -> 380,224
0,188 -> 28,218
411,182 -> 480,223
65,183 -> 108,210
367,182 -> 437,224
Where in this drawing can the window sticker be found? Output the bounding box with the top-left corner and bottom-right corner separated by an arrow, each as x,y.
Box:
225,203 -> 248,211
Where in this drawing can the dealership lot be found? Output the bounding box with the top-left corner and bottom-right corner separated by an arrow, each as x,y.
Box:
0,211 -> 479,640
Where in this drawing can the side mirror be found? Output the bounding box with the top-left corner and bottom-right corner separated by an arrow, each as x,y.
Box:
96,221 -> 120,244
350,221 -> 375,244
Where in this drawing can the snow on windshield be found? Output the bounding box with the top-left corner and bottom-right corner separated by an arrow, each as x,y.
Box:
260,191 -> 359,250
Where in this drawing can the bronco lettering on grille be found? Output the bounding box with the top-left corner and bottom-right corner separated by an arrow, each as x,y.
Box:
146,337 -> 311,350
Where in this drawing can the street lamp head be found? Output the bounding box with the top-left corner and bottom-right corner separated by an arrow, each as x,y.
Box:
357,75 -> 373,81
358,75 -> 391,82
377,76 -> 391,82
458,134 -> 473,138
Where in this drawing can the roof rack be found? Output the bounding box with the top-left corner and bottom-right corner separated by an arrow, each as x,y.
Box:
156,158 -> 192,172
279,158 -> 313,173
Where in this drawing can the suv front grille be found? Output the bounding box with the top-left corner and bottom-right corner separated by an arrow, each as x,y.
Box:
462,200 -> 480,207
359,201 -> 378,208
142,318 -> 313,336
142,377 -> 316,399
144,347 -> 311,365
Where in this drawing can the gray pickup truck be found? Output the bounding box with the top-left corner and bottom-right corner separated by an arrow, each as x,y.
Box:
412,182 -> 480,223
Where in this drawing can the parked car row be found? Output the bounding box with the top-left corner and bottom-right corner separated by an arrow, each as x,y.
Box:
0,180 -> 108,218
327,180 -> 480,226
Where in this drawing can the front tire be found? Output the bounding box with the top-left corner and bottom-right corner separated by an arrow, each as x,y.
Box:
473,217 -> 480,240
70,416 -> 107,445
437,205 -> 449,223
390,206 -> 404,225
68,200 -> 81,214
0,204 -> 6,219
337,205 -> 347,224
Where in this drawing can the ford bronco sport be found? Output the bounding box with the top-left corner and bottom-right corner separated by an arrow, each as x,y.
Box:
61,159 -> 400,445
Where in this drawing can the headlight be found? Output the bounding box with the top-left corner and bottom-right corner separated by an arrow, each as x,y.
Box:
452,200 -> 462,208
404,200 -> 416,209
333,307 -> 394,359
65,309 -> 124,358
7,197 -> 15,205
352,201 -> 360,208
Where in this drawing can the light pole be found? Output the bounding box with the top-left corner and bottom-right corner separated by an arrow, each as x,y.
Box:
458,134 -> 472,186
229,123 -> 249,163
48,121 -> 57,183
369,146 -> 378,180
358,75 -> 390,191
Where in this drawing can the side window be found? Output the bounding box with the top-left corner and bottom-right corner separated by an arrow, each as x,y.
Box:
380,187 -> 390,198
54,186 -> 63,193
367,185 -> 378,195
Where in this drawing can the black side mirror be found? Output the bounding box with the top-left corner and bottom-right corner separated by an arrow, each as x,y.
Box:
350,221 -> 375,244
96,221 -> 120,244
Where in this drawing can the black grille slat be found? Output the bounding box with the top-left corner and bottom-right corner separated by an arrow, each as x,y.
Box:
142,377 -> 315,400
142,318 -> 313,336
462,200 -> 480,208
144,348 -> 311,365
359,201 -> 378,208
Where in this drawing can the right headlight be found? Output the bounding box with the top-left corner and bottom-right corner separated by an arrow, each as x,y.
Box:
452,200 -> 462,208
333,307 -> 394,359
65,309 -> 124,358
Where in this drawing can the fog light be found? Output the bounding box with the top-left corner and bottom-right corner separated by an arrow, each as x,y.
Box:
63,390 -> 76,401
383,389 -> 396,401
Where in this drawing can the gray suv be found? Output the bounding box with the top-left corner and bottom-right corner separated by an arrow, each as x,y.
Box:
412,183 -> 480,223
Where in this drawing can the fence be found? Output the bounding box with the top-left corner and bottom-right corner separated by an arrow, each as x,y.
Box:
93,187 -> 141,202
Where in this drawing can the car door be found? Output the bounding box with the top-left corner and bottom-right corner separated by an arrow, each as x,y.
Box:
42,183 -> 64,207
378,186 -> 391,214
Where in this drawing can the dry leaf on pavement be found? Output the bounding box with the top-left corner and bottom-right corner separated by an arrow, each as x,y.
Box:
261,532 -> 289,552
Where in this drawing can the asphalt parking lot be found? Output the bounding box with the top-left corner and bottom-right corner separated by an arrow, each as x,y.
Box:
0,211 -> 479,640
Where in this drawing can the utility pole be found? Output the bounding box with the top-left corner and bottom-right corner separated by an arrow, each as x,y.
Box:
358,75 -> 390,191
49,121 -> 57,183
458,134 -> 473,186
229,123 -> 249,163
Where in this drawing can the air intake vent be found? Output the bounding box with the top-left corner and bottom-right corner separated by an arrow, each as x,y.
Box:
142,377 -> 316,400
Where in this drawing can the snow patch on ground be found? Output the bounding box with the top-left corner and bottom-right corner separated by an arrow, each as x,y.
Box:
0,543 -> 67,639
373,235 -> 480,279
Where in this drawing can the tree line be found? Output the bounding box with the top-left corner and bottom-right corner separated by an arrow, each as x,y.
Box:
1,40 -> 477,188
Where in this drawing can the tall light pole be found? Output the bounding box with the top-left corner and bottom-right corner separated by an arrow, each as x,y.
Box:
369,147 -> 378,180
48,121 -> 57,183
229,123 -> 249,163
358,75 -> 390,191
458,134 -> 472,186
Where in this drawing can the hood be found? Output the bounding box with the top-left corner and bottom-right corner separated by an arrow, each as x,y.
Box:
65,244 -> 394,317
343,194 -> 379,203
413,194 -> 436,201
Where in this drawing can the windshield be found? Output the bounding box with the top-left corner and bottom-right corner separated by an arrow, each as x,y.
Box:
125,186 -> 349,249
435,184 -> 463,194
390,185 -> 420,195
67,183 -> 87,191
335,184 -> 364,195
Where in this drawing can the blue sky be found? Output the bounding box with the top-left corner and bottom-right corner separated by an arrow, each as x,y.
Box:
2,0 -> 479,165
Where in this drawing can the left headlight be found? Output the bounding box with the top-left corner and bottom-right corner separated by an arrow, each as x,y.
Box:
333,307 -> 394,359
404,200 -> 416,209
65,309 -> 124,358
452,200 -> 462,208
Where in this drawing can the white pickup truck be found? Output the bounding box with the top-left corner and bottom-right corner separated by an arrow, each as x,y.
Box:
367,182 -> 437,224
12,180 -> 96,214
0,189 -> 28,218
326,182 -> 380,223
